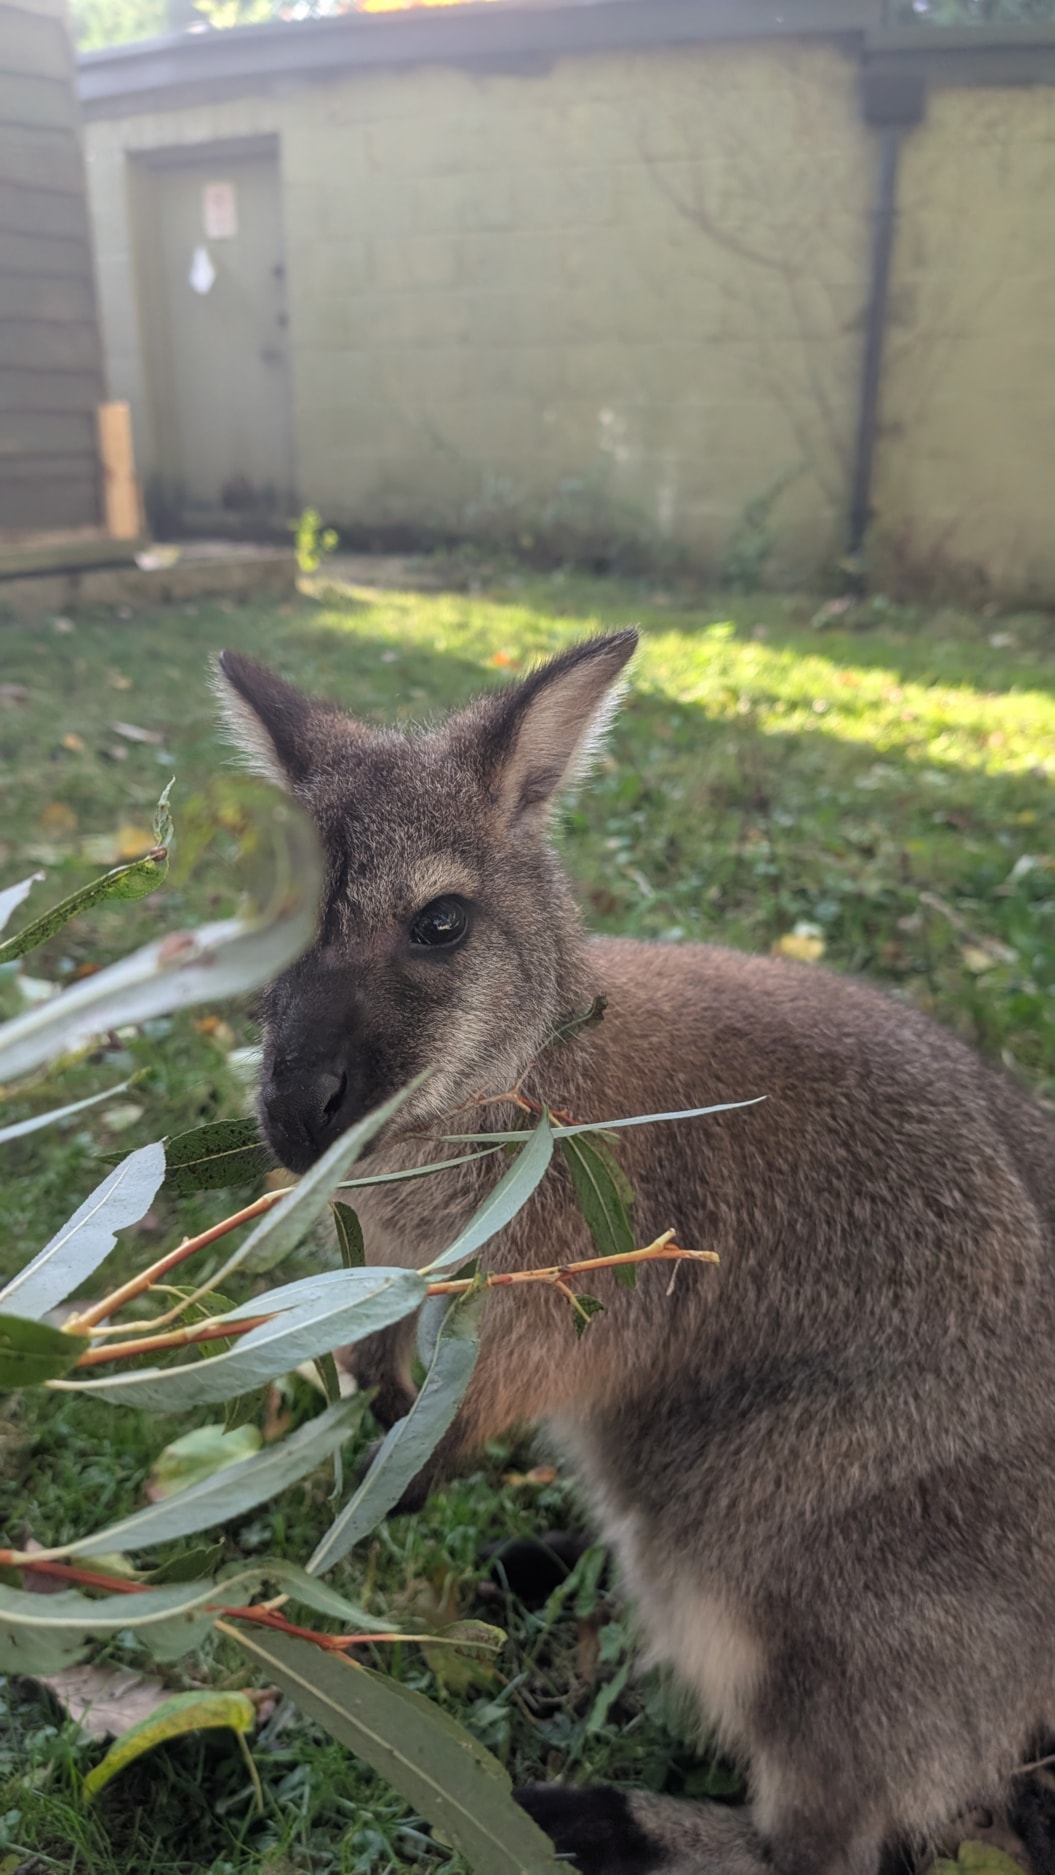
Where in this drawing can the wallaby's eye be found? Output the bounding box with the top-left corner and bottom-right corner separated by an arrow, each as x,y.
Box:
408,896 -> 470,952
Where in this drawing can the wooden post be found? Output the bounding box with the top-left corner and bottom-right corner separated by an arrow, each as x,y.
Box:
96,402 -> 143,540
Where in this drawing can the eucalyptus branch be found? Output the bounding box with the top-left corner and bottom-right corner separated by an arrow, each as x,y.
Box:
61,1233 -> 715,1373
0,1556 -> 475,1659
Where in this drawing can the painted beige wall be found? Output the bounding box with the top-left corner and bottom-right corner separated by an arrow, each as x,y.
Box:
872,85 -> 1055,599
84,41 -> 872,579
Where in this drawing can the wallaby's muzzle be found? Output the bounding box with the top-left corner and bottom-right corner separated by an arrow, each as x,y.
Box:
257,963 -> 394,1173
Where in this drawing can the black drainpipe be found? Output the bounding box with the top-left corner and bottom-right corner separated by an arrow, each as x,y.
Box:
848,67 -> 927,561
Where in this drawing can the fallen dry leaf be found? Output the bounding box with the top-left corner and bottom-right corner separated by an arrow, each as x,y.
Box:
37,1664 -> 170,1739
38,801 -> 77,838
501,1466 -> 558,1488
773,932 -> 826,965
193,1015 -> 236,1048
61,732 -> 86,753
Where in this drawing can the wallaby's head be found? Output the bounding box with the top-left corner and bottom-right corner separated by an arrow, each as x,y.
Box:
215,631 -> 637,1171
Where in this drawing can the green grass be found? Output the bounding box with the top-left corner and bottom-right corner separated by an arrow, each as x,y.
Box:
0,568 -> 1053,1872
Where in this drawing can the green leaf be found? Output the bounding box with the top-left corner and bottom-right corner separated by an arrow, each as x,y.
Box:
312,1351 -> 345,1500
147,1543 -> 225,1585
147,1423 -> 263,1499
82,1689 -> 254,1802
308,1290 -> 483,1575
245,1561 -> 400,1633
230,1630 -> 563,1875
571,1294 -> 604,1338
157,1117 -> 274,1196
0,1311 -> 88,1387
585,1657 -> 631,1734
55,1267 -> 426,1411
421,1618 -> 505,1695
51,1398 -> 364,1559
560,1131 -> 636,1283
0,793 -> 322,1083
331,1200 -> 365,1268
335,1147 -> 503,1193
0,1577 -> 253,1675
153,776 -> 175,851
546,994 -> 607,1046
0,1077 -> 135,1147
441,1096 -> 767,1145
422,1114 -> 553,1275
932,1848 -> 1027,1875
0,872 -> 44,938
0,1142 -> 165,1322
0,851 -> 169,967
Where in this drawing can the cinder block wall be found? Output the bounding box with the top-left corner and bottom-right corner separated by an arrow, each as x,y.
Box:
81,35 -> 1055,595
873,85 -> 1055,599
83,42 -> 871,581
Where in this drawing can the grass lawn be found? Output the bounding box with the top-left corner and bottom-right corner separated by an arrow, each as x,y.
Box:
0,565 -> 1053,1873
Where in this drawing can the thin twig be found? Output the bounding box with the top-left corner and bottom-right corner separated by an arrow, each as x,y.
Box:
65,1188 -> 290,1334
72,1311 -> 275,1368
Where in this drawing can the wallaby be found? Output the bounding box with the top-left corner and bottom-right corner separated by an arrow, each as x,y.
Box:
216,633 -> 1055,1875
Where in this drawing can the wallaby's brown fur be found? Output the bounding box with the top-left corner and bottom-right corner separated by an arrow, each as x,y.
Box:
217,634 -> 1055,1875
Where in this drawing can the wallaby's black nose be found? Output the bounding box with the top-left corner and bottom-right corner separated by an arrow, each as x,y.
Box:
261,1066 -> 352,1172
319,1069 -> 347,1123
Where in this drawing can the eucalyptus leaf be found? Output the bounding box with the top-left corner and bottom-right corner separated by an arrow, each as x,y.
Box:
440,1096 -> 766,1145
0,796 -> 322,1083
0,872 -> 44,939
547,995 -> 607,1046
560,1131 -> 637,1284
53,1399 -> 363,1559
55,1268 -> 426,1411
147,1544 -> 226,1585
571,1294 -> 605,1337
230,1630 -> 563,1875
0,1078 -> 135,1147
332,1201 -> 364,1269
147,1423 -> 263,1500
308,1289 -> 482,1575
0,1578 -> 249,1676
335,1146 -> 503,1191
422,1114 -> 553,1275
153,776 -> 175,851
245,1561 -> 403,1633
0,851 -> 169,968
155,1116 -> 274,1196
0,1142 -> 165,1322
0,1311 -> 88,1387
83,1690 -> 255,1802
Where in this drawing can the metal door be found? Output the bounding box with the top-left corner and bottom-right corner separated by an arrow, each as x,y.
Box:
137,145 -> 295,529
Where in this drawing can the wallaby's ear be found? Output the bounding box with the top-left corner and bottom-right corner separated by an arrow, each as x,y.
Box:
473,630 -> 638,829
213,650 -> 320,789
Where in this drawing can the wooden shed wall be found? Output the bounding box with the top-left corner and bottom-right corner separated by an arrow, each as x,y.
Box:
0,0 -> 105,530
